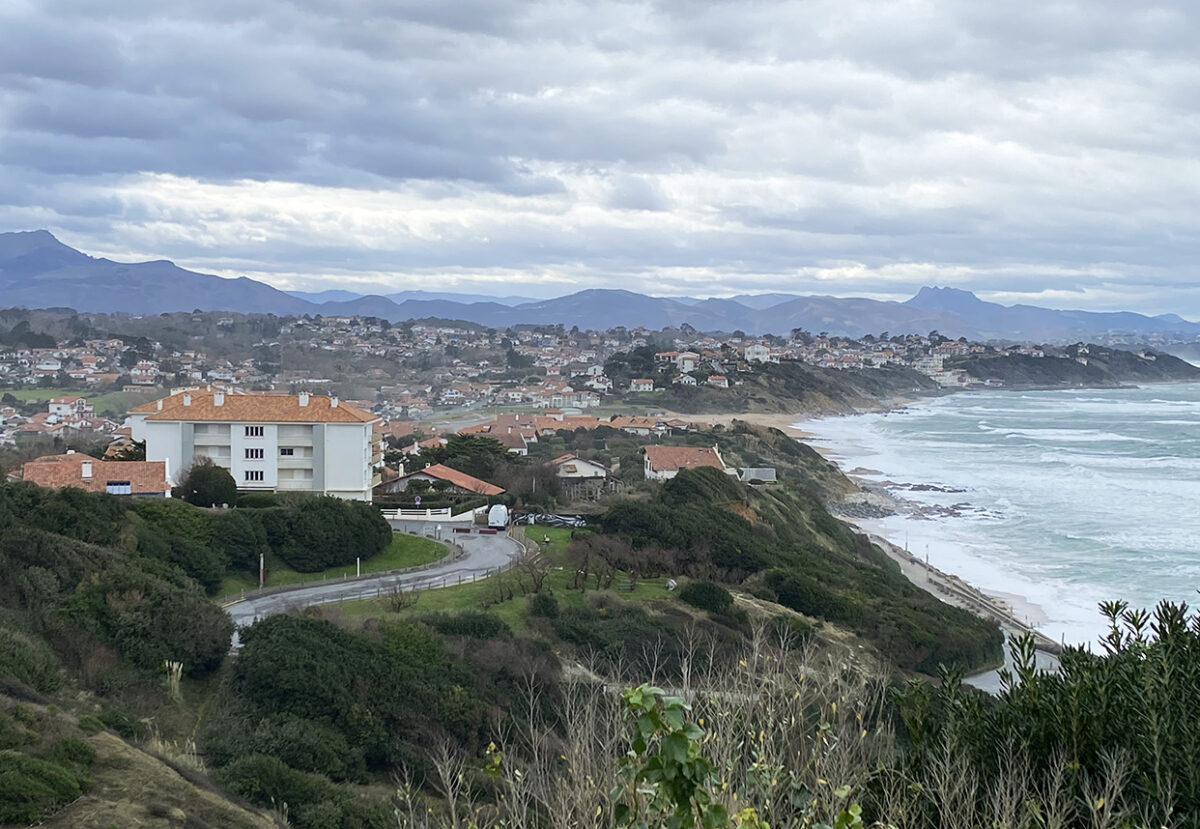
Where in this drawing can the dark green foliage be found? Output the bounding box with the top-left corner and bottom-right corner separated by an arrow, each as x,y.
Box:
0,750 -> 85,824
896,602 -> 1200,827
176,458 -> 238,507
418,433 -> 511,483
133,521 -> 226,594
659,466 -> 740,507
211,509 -> 271,572
48,736 -> 96,770
24,482 -> 126,547
236,491 -> 279,509
527,591 -> 559,618
600,460 -> 1001,674
679,581 -> 734,615
0,626 -> 61,693
203,616 -> 489,784
0,487 -> 234,681
95,708 -> 144,740
259,497 -> 391,572
63,562 -> 234,675
420,611 -> 511,639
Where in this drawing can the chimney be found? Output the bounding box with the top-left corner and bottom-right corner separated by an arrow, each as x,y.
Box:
81,461 -> 92,479
183,394 -> 192,406
331,396 -> 339,408
67,449 -> 75,454
214,392 -> 225,406
156,399 -> 163,410
298,392 -> 309,407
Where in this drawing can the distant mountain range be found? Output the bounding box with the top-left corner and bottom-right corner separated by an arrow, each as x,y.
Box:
3,230 -> 1198,342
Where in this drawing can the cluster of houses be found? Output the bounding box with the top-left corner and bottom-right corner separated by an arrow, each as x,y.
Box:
0,395 -> 121,447
8,391 -> 777,509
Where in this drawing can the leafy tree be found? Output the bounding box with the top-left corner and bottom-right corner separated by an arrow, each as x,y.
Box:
175,457 -> 237,507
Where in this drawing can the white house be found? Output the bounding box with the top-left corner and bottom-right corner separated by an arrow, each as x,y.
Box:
629,378 -> 655,392
743,344 -> 772,363
642,445 -> 731,481
126,390 -> 382,501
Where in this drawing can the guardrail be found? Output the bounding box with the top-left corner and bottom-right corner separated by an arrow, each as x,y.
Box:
220,541 -> 465,606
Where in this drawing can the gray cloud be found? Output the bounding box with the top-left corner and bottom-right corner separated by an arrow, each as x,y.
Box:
1,0 -> 1198,316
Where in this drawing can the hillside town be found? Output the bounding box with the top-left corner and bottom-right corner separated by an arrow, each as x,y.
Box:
0,310 -> 1096,451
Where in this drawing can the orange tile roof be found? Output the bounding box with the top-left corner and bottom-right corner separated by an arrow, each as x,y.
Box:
21,453 -> 170,495
132,391 -> 376,423
642,445 -> 726,473
403,463 -> 505,496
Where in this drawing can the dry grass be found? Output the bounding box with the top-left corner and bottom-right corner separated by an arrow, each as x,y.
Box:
42,730 -> 280,829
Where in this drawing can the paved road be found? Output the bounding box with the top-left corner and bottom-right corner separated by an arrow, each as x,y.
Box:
225,521 -> 522,639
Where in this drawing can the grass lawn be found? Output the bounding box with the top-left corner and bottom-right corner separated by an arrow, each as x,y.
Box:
325,523 -> 675,630
1,387 -> 159,417
219,532 -> 447,599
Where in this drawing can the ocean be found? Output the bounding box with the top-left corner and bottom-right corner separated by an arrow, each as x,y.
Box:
802,382 -> 1200,649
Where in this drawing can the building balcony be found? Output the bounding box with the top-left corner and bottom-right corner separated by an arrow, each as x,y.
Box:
277,457 -> 314,469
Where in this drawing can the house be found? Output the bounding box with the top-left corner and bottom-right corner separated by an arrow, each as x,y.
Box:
642,445 -> 730,481
19,451 -> 170,497
629,378 -> 655,393
548,453 -> 619,500
743,344 -> 771,363
127,390 -> 381,501
48,395 -> 93,419
377,463 -> 505,497
738,467 -> 777,484
671,374 -> 697,386
706,375 -> 729,389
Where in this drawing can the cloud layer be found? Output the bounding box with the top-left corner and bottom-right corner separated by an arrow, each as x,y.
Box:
2,0 -> 1197,314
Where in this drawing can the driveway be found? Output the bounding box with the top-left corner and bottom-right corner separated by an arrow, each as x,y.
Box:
225,522 -> 522,640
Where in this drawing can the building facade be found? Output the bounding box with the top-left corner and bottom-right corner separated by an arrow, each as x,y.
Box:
127,390 -> 382,501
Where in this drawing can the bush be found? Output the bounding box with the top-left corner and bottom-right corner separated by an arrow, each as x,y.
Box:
217,753 -> 345,816
420,611 -> 510,639
211,509 -> 270,572
0,627 -> 61,693
176,458 -> 237,507
527,591 -> 559,619
679,581 -> 733,614
236,492 -> 278,509
260,498 -> 391,572
0,750 -> 84,824
49,736 -> 96,770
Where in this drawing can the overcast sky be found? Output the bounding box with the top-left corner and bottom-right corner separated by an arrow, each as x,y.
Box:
2,0 -> 1198,314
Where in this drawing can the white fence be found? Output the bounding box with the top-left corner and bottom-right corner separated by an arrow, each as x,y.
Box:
379,504 -> 488,523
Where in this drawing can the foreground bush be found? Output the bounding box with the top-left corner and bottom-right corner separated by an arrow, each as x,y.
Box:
679,580 -> 733,615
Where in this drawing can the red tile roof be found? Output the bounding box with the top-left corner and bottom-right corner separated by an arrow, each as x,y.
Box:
21,452 -> 170,495
401,463 -> 505,496
642,445 -> 726,473
132,390 -> 376,423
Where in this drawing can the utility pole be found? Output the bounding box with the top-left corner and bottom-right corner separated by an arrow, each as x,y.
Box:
259,552 -> 265,589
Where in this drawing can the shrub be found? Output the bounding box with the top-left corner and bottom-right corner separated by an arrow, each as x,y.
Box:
0,627 -> 61,693
679,581 -> 734,614
175,458 -> 238,507
211,509 -> 270,572
49,736 -> 96,770
236,492 -> 279,509
527,591 -> 559,619
420,611 -> 510,639
0,750 -> 84,824
217,753 -> 345,816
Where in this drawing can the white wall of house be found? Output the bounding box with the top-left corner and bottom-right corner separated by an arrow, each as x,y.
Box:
322,422 -> 374,499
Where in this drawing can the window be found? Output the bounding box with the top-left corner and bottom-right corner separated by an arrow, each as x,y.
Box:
279,447 -> 294,456
245,447 -> 264,460
244,470 -> 264,482
244,425 -> 264,437
106,480 -> 131,495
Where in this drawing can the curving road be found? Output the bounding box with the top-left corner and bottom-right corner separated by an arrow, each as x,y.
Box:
225,521 -> 523,642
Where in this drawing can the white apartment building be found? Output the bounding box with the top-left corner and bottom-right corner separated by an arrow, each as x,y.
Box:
127,390 -> 382,501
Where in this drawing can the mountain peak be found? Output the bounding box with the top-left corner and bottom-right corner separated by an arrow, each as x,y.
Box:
905,285 -> 989,313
